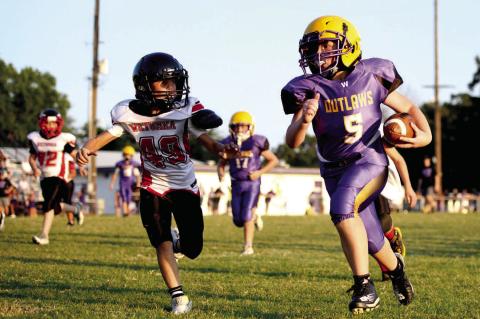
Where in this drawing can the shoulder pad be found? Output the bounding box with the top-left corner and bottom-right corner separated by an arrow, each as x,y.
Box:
281,75 -> 316,114
110,99 -> 135,125
191,109 -> 223,129
362,58 -> 403,94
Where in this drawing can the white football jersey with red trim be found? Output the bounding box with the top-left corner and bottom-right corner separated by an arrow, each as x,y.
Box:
64,153 -> 76,183
27,131 -> 76,179
108,97 -> 206,196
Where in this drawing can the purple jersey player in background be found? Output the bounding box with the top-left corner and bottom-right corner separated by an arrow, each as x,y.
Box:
110,145 -> 141,217
282,16 -> 431,314
218,111 -> 278,255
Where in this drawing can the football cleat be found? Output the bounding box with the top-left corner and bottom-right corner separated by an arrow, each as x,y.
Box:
389,227 -> 406,257
0,212 -> 5,231
389,253 -> 414,305
254,214 -> 264,231
347,275 -> 380,315
74,203 -> 84,225
32,235 -> 49,245
171,228 -> 184,260
171,295 -> 192,315
240,246 -> 254,256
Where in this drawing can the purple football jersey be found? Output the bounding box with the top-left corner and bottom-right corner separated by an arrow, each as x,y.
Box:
281,58 -> 402,164
115,159 -> 140,186
221,134 -> 269,181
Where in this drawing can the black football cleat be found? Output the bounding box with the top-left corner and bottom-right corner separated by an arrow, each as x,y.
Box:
347,275 -> 380,315
389,253 -> 414,305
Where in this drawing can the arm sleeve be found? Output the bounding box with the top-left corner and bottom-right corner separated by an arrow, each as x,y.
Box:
371,58 -> 403,101
108,124 -> 126,137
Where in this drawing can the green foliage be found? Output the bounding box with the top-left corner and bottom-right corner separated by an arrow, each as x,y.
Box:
274,135 -> 319,167
189,129 -> 223,162
0,214 -> 479,318
0,58 -> 72,146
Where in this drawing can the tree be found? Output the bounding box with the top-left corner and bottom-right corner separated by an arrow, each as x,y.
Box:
0,58 -> 71,147
274,135 -> 319,167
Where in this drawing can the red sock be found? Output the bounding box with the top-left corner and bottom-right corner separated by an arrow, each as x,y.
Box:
384,226 -> 395,241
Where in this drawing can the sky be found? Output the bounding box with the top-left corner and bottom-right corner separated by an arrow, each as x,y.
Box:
0,0 -> 478,147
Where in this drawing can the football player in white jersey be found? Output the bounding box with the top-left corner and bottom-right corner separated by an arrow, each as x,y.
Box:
77,52 -> 237,315
28,109 -> 83,245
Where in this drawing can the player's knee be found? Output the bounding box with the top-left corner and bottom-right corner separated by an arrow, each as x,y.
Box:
144,225 -> 172,248
233,218 -> 244,227
368,237 -> 384,255
182,241 -> 203,259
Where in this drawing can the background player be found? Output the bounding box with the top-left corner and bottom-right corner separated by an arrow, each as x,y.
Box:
376,141 -> 417,280
109,145 -> 141,217
217,111 -> 278,255
77,52 -> 237,315
281,16 -> 431,313
28,109 -> 82,245
64,153 -> 85,226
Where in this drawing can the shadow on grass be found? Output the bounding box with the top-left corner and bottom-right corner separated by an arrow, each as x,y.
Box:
3,256 -> 157,271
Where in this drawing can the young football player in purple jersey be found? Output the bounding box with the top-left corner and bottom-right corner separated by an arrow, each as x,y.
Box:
217,111 -> 279,255
77,52 -> 238,315
109,145 -> 141,217
281,16 -> 431,314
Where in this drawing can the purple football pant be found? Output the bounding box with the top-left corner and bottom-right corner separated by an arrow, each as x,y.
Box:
231,181 -> 260,227
324,162 -> 387,254
119,183 -> 133,204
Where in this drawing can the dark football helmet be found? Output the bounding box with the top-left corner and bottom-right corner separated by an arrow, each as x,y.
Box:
132,52 -> 190,113
38,109 -> 64,139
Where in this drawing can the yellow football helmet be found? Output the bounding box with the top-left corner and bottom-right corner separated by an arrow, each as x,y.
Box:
299,16 -> 361,77
229,111 -> 254,142
122,145 -> 136,156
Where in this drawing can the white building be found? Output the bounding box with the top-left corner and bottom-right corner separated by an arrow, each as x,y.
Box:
0,148 -> 330,216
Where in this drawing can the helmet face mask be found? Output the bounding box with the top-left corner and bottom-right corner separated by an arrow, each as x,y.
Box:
133,53 -> 190,114
38,109 -> 64,139
299,16 -> 361,78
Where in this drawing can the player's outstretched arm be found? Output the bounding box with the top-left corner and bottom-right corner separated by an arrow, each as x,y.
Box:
77,131 -> 118,166
384,91 -> 432,148
197,134 -> 239,159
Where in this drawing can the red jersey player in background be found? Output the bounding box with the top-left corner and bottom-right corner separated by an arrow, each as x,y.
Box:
28,109 -> 83,245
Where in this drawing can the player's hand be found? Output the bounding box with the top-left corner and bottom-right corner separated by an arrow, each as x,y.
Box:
33,168 -> 41,177
219,143 -> 240,159
249,170 -> 261,181
302,92 -> 320,124
76,147 -> 96,166
78,166 -> 88,177
396,122 -> 431,148
405,187 -> 417,208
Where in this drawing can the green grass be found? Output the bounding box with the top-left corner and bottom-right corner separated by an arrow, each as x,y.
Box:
1,213 -> 479,318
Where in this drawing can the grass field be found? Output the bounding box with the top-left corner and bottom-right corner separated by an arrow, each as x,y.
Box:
1,213 -> 479,319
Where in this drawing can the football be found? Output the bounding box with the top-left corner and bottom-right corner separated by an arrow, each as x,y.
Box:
383,113 -> 415,145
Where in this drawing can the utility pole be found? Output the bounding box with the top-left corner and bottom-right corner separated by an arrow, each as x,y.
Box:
433,0 -> 442,194
88,0 -> 100,213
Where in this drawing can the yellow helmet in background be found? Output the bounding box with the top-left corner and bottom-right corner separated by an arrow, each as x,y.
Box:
122,145 -> 136,156
299,16 -> 361,77
229,111 -> 254,142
